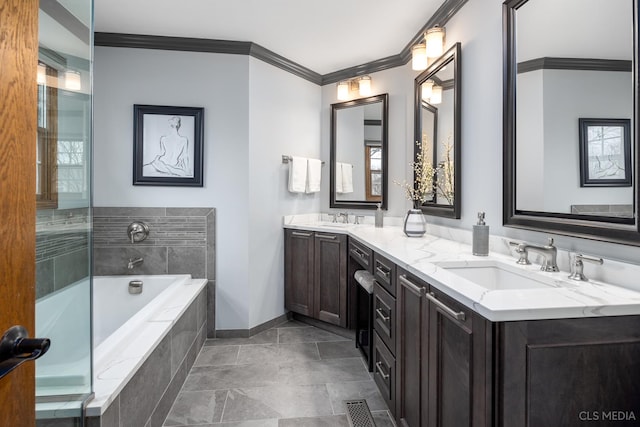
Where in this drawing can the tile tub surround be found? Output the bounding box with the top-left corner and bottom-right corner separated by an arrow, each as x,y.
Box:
86,278 -> 208,426
36,207 -> 91,299
284,215 -> 640,321
93,207 -> 216,336
162,320 -> 395,426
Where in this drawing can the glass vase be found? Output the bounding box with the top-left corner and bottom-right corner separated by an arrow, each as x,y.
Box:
403,208 -> 427,237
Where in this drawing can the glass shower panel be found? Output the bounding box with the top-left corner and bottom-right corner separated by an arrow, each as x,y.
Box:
35,0 -> 93,420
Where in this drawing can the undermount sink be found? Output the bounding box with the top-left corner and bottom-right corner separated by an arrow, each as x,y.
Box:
435,260 -> 554,290
316,221 -> 351,228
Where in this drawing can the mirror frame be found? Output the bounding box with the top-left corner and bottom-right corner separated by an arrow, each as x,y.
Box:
330,93 -> 389,210
503,0 -> 640,245
414,42 -> 461,218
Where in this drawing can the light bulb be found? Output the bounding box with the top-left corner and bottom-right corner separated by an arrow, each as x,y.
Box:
337,81 -> 349,100
411,44 -> 427,70
430,85 -> 442,104
425,27 -> 445,59
421,80 -> 434,100
359,76 -> 371,96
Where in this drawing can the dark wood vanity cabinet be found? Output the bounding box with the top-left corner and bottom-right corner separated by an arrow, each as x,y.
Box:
395,269 -> 492,427
498,316 -> 640,427
284,228 -> 347,327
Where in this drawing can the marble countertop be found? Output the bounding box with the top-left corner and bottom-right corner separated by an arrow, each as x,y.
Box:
283,214 -> 640,322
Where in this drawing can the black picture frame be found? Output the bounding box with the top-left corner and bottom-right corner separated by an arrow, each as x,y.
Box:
579,118 -> 631,187
133,104 -> 204,187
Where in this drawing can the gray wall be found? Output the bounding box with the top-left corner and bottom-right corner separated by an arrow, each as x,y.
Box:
93,207 -> 216,335
93,48 -> 322,331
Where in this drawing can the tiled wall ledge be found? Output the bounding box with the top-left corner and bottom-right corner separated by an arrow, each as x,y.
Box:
93,207 -> 216,336
36,207 -> 90,299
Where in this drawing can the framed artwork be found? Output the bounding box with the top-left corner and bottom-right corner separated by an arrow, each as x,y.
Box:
133,104 -> 204,186
579,118 -> 631,187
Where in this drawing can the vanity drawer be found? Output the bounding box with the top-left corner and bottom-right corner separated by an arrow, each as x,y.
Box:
373,252 -> 396,297
373,331 -> 396,417
349,238 -> 372,270
373,281 -> 396,355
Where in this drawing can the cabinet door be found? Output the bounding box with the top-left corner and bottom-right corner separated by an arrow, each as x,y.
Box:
284,229 -> 314,316
314,232 -> 347,326
427,288 -> 491,427
397,272 -> 429,427
499,316 -> 640,427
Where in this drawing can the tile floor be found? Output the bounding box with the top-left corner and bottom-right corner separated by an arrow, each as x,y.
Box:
163,320 -> 395,426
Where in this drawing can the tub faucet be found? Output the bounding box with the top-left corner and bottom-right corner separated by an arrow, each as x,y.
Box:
127,257 -> 144,270
509,238 -> 559,272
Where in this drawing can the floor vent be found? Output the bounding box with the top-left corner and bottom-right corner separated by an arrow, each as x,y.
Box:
344,399 -> 376,427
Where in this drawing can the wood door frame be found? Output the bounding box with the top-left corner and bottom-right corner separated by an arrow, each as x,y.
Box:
0,0 -> 38,425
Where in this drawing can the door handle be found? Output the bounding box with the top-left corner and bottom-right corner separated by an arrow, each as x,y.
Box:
0,325 -> 50,380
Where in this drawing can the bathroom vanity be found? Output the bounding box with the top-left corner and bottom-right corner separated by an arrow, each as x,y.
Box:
283,216 -> 640,427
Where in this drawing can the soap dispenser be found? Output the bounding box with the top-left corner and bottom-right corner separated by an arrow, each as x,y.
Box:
375,203 -> 384,228
472,212 -> 489,256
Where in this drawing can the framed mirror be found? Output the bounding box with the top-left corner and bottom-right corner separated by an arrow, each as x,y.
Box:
330,93 -> 389,209
414,43 -> 461,218
503,0 -> 639,244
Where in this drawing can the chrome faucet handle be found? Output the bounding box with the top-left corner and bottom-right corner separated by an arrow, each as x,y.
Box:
509,241 -> 531,265
568,253 -> 604,281
355,215 -> 365,225
329,213 -> 338,223
338,212 -> 350,223
545,237 -> 556,248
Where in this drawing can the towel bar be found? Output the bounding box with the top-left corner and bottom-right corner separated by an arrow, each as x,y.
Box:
282,155 -> 325,165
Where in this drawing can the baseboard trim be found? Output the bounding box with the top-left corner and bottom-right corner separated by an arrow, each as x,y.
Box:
215,312 -> 292,338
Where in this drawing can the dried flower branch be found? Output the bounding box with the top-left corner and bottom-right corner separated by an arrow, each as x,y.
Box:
394,134 -> 455,207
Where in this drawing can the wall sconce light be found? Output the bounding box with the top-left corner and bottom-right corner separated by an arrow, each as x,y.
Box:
421,79 -> 434,100
37,63 -> 47,86
411,26 -> 446,71
336,75 -> 373,100
64,70 -> 82,91
425,26 -> 445,61
430,85 -> 443,104
412,44 -> 427,71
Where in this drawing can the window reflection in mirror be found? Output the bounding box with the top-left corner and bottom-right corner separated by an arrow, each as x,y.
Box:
414,43 -> 461,218
330,94 -> 388,209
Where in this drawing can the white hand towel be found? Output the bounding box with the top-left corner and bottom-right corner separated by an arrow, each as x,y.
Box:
306,158 -> 322,193
288,156 -> 307,193
335,162 -> 344,193
341,163 -> 354,193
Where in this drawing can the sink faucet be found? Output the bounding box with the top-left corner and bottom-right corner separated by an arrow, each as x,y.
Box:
338,212 -> 350,224
509,238 -> 559,272
127,257 -> 144,270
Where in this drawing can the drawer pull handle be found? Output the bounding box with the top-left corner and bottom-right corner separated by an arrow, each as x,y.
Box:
375,308 -> 390,322
375,265 -> 391,279
375,361 -> 390,380
426,292 -> 466,321
398,275 -> 425,297
291,231 -> 311,237
316,233 -> 337,240
351,248 -> 368,260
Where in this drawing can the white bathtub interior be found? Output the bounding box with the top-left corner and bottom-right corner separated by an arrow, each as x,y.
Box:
35,278 -> 92,396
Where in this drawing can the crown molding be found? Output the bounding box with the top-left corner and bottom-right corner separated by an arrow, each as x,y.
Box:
94,0 -> 468,86
518,57 -> 632,74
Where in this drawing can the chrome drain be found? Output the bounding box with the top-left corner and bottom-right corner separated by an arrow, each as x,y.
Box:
344,399 -> 376,427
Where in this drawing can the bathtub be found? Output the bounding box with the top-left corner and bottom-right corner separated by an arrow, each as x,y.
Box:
35,274 -> 208,419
